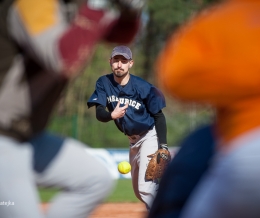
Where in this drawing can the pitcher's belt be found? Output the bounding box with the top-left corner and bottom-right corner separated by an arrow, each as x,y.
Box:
127,130 -> 149,140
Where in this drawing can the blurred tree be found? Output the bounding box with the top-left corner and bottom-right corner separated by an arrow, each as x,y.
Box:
139,0 -> 220,83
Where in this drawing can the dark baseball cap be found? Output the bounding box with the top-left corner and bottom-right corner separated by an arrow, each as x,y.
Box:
111,45 -> 132,60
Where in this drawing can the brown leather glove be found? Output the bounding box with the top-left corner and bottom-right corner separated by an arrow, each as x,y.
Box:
145,144 -> 171,181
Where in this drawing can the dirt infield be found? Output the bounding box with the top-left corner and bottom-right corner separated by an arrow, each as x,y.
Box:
42,202 -> 147,218
89,203 -> 147,218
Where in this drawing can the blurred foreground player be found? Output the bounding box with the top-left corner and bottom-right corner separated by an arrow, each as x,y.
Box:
0,0 -> 144,217
148,124 -> 215,218
156,0 -> 260,217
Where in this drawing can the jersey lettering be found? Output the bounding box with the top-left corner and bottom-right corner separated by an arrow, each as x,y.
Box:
107,95 -> 142,110
111,95 -> 116,102
119,98 -> 124,104
135,102 -> 141,110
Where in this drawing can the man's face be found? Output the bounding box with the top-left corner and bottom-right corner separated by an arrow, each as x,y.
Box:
110,55 -> 133,78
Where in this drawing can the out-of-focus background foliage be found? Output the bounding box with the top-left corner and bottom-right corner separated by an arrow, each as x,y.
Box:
47,0 -> 220,148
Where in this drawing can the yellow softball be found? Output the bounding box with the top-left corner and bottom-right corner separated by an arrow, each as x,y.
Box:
118,161 -> 131,174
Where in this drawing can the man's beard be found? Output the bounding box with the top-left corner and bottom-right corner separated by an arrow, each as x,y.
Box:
114,69 -> 127,78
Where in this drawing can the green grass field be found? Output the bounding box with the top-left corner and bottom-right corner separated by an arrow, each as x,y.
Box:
39,179 -> 139,203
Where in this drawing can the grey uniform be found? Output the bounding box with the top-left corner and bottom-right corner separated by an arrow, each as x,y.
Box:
0,0 -> 142,217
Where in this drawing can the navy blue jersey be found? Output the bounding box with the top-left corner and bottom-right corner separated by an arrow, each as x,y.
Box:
87,73 -> 166,136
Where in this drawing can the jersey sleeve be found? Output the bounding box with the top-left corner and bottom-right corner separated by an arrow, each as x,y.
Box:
146,86 -> 166,114
9,0 -> 141,79
87,77 -> 108,108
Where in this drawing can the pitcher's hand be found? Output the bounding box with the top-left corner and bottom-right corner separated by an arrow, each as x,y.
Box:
111,101 -> 129,119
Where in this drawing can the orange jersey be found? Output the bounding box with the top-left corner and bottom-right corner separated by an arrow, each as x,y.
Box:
156,1 -> 260,144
